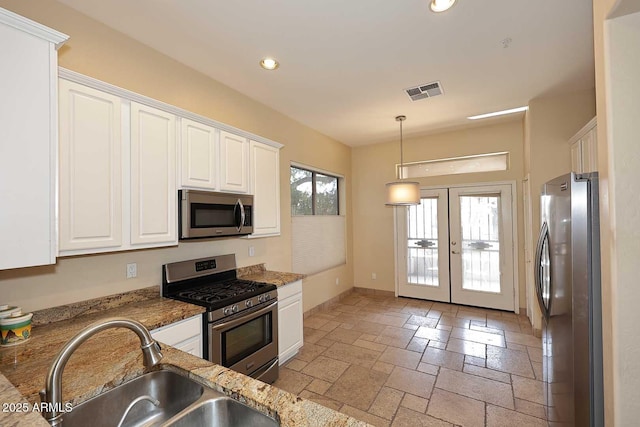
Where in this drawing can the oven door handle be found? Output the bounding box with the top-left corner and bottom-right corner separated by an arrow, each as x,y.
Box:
212,300 -> 277,331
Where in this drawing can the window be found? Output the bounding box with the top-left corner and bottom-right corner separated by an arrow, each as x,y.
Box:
290,164 -> 345,275
401,152 -> 509,179
290,166 -> 339,215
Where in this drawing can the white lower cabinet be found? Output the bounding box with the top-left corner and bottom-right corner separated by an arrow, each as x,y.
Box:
277,280 -> 303,364
151,314 -> 203,358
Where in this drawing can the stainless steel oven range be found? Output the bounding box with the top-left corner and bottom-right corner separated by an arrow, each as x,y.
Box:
161,254 -> 278,384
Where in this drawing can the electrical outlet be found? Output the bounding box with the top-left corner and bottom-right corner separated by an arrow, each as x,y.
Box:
335,278 -> 339,285
372,273 -> 377,280
126,263 -> 137,279
248,246 -> 255,257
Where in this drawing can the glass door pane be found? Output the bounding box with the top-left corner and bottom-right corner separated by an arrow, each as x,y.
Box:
459,194 -> 501,293
397,188 -> 450,302
449,184 -> 514,311
407,197 -> 439,286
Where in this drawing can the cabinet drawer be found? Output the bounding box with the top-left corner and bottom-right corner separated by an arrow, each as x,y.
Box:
277,280 -> 302,300
172,335 -> 202,358
151,315 -> 202,346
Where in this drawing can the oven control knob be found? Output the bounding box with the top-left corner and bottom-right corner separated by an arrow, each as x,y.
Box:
231,304 -> 239,313
257,295 -> 264,303
223,307 -> 231,316
264,294 -> 271,301
246,300 -> 253,308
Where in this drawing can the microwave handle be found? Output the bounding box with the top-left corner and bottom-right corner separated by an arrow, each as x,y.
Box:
235,199 -> 246,232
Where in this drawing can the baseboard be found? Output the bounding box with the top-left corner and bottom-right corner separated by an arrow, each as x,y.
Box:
303,288 -> 355,318
352,286 -> 395,297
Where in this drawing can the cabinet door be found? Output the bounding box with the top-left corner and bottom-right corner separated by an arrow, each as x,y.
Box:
570,141 -> 583,174
219,130 -> 249,193
151,315 -> 203,358
59,80 -> 123,252
181,118 -> 217,189
581,127 -> 598,173
130,102 -> 177,246
249,141 -> 281,237
277,281 -> 303,364
173,336 -> 203,358
0,14 -> 66,269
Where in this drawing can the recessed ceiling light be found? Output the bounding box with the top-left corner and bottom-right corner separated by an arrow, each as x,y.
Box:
260,58 -> 279,70
430,0 -> 456,13
467,106 -> 529,120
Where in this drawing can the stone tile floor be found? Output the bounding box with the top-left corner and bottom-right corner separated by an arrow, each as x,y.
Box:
273,292 -> 547,427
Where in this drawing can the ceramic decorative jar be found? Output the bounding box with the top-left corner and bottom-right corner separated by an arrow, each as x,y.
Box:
0,306 -> 33,346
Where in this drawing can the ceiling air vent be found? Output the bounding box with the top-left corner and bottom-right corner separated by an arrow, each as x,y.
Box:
405,81 -> 444,101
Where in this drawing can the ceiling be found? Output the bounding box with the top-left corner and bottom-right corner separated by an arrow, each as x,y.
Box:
57,0 -> 595,147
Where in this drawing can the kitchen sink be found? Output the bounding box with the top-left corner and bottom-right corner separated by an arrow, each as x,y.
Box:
166,397 -> 278,427
62,370 -> 204,427
59,370 -> 278,427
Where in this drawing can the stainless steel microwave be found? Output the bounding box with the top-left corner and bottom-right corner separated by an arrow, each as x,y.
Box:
179,190 -> 253,239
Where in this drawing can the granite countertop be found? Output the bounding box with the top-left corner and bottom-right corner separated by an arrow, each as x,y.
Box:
0,281 -> 367,427
238,264 -> 306,287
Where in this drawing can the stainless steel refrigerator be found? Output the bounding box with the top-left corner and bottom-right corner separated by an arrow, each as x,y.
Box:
535,172 -> 603,426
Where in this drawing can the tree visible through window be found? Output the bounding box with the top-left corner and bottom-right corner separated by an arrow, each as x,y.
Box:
291,166 -> 339,215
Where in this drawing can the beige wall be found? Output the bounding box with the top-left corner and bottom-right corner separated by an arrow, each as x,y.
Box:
524,89 -> 596,331
0,0 -> 353,313
352,119 -> 528,309
594,0 -> 640,423
593,1 -> 616,422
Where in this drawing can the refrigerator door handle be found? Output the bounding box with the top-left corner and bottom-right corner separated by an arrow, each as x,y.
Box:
534,221 -> 551,320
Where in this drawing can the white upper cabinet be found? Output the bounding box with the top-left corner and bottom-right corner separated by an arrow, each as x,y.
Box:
0,9 -> 68,270
219,130 -> 249,193
130,102 -> 177,246
181,119 -> 217,189
59,80 -> 123,252
569,117 -> 597,174
57,69 -> 283,254
58,76 -> 179,256
249,141 -> 281,237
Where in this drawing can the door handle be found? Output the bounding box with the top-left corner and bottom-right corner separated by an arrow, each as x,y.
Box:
534,222 -> 551,319
451,250 -> 460,254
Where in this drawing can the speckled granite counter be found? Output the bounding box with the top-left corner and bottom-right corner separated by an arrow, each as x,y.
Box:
0,285 -> 368,426
238,264 -> 305,287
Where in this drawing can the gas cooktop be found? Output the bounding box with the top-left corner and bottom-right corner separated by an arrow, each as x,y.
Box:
161,254 -> 277,318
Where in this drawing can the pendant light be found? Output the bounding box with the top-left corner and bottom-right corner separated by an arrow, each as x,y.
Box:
385,115 -> 420,206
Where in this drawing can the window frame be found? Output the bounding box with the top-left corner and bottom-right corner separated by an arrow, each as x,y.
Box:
290,165 -> 340,216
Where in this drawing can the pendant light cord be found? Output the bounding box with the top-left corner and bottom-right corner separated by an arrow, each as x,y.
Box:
399,119 -> 404,179
396,115 -> 406,180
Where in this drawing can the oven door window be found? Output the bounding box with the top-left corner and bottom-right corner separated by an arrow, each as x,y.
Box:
222,312 -> 273,367
191,203 -> 238,228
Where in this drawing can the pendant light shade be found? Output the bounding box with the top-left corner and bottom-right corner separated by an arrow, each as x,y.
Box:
386,181 -> 420,205
385,115 -> 420,206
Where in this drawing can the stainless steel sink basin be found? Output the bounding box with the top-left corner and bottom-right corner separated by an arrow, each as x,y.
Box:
62,370 -> 204,427
166,397 -> 279,427
60,370 -> 278,427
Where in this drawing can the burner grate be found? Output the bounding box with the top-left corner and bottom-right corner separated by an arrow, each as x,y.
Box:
176,279 -> 265,303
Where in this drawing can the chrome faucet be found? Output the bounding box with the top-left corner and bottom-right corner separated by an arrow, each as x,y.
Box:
39,317 -> 163,426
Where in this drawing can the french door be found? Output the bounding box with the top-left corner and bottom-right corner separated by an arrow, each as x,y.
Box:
397,183 -> 515,311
